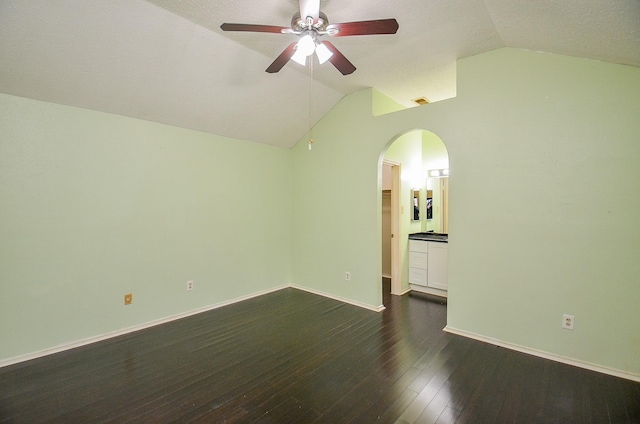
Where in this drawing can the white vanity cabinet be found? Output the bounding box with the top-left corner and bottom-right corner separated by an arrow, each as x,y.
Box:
408,238 -> 448,296
427,242 -> 448,291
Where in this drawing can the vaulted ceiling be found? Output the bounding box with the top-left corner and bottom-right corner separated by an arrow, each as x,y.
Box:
1,0 -> 639,148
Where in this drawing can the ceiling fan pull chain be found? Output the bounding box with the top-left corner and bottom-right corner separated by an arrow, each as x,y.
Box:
308,58 -> 314,150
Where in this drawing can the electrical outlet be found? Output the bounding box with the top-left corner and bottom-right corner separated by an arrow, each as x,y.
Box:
124,293 -> 133,305
187,280 -> 194,291
345,271 -> 351,281
562,314 -> 574,330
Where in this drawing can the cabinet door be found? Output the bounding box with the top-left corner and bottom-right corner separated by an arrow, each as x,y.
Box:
427,242 -> 448,290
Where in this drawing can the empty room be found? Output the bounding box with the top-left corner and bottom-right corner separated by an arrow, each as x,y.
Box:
1,1 -> 639,422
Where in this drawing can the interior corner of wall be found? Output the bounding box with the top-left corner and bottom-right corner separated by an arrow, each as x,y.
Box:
371,88 -> 408,117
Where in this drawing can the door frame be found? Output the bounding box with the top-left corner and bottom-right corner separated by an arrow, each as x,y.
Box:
383,159 -> 402,295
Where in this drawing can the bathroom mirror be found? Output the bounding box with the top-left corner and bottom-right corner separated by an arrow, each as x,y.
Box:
412,188 -> 420,221
426,177 -> 449,232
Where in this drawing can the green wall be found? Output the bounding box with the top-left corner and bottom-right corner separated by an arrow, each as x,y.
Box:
290,92 -> 386,308
291,48 -> 640,376
0,94 -> 292,361
447,49 -> 640,376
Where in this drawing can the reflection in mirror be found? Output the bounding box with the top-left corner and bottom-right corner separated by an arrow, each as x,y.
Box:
426,190 -> 433,220
412,188 -> 420,221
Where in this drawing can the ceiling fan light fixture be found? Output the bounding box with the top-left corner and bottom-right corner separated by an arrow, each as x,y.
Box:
296,34 -> 315,57
315,42 -> 333,64
291,49 -> 307,65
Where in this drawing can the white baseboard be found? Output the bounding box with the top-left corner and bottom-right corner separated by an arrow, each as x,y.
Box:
392,287 -> 412,296
1,284 -> 384,368
0,285 -> 289,369
444,326 -> 640,383
410,285 -> 447,298
290,284 -> 386,312
9,288 -> 636,383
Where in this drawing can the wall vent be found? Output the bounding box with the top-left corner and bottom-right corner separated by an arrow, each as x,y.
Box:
412,97 -> 430,106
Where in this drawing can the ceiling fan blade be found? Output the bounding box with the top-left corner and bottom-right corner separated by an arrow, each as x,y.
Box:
265,42 -> 298,73
321,41 -> 356,75
299,0 -> 320,22
220,23 -> 291,34
326,19 -> 399,37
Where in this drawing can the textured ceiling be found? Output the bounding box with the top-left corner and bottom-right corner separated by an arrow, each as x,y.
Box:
1,0 -> 639,148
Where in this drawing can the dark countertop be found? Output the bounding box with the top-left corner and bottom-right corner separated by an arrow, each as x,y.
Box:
409,232 -> 448,243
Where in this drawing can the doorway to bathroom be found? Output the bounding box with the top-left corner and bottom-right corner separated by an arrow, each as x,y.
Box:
380,129 -> 449,303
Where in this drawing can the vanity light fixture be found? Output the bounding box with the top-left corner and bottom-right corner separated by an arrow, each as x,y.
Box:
429,168 -> 450,177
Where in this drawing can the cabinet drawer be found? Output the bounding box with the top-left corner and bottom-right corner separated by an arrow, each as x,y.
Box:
409,240 -> 428,253
409,267 -> 428,286
409,252 -> 428,270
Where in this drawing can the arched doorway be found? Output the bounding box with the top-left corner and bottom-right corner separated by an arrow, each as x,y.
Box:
380,129 -> 449,301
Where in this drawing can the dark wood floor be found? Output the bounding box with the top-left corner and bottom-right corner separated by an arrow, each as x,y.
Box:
1,282 -> 638,424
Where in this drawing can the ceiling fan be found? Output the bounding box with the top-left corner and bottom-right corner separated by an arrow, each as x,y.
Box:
220,0 -> 399,75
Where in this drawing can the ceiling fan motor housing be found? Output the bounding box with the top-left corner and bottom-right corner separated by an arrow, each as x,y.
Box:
291,11 -> 329,32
